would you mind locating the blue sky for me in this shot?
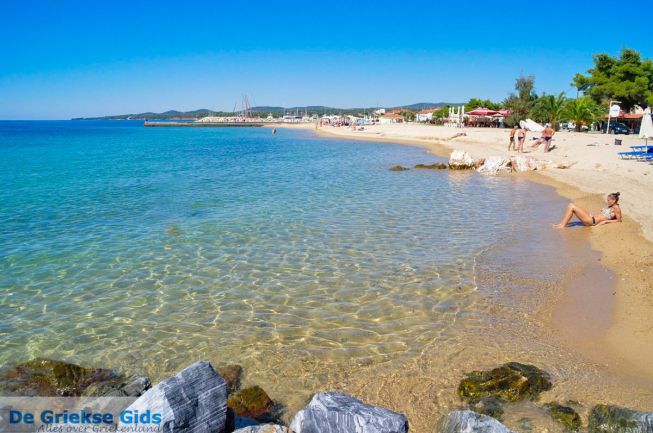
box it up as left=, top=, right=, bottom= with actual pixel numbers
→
left=1, top=0, right=651, bottom=119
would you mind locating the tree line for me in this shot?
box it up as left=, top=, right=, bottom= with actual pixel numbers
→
left=433, top=48, right=653, bottom=131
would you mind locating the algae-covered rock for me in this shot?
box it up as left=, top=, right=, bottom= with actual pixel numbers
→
left=414, top=163, right=448, bottom=169
left=588, top=404, right=653, bottom=433
left=228, top=385, right=274, bottom=420
left=458, top=362, right=552, bottom=402
left=1, top=358, right=121, bottom=396
left=217, top=364, right=243, bottom=393
left=439, top=410, right=516, bottom=433
left=389, top=165, right=409, bottom=171
left=545, top=402, right=582, bottom=431
left=469, top=396, right=505, bottom=421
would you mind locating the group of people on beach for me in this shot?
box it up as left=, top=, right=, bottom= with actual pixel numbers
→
left=508, top=123, right=555, bottom=153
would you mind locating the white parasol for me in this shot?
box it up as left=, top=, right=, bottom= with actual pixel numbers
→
left=639, top=108, right=653, bottom=145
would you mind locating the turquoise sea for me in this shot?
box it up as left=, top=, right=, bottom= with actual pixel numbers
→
left=0, top=121, right=592, bottom=412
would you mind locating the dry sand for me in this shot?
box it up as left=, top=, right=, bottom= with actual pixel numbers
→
left=272, top=122, right=653, bottom=431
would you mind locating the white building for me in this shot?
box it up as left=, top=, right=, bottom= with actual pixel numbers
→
left=416, top=109, right=435, bottom=122
left=378, top=113, right=404, bottom=124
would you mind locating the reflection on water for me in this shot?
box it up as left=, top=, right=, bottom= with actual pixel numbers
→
left=1, top=121, right=642, bottom=432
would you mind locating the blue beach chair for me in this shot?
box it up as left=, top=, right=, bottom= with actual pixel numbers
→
left=619, top=145, right=653, bottom=159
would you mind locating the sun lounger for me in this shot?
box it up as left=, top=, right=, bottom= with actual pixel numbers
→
left=619, top=151, right=645, bottom=159
left=619, top=146, right=653, bottom=159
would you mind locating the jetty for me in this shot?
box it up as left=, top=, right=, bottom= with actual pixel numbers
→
left=143, top=121, right=276, bottom=127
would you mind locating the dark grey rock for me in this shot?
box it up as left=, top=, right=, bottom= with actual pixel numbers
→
left=117, top=361, right=227, bottom=433
left=589, top=404, right=653, bottom=433
left=289, top=391, right=408, bottom=433
left=233, top=425, right=289, bottom=433
left=438, top=410, right=517, bottom=433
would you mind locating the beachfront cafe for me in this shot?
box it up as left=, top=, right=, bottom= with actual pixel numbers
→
left=465, top=107, right=511, bottom=127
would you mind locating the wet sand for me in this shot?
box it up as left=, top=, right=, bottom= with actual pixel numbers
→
left=268, top=122, right=653, bottom=432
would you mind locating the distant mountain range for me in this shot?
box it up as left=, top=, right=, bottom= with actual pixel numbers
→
left=72, top=102, right=459, bottom=120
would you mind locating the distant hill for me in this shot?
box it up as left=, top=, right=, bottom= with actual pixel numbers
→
left=72, top=102, right=459, bottom=120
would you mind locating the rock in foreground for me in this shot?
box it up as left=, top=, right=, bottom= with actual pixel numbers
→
left=234, top=425, right=289, bottom=433
left=290, top=391, right=408, bottom=433
left=458, top=362, right=552, bottom=402
left=588, top=404, right=653, bottom=433
left=117, top=361, right=227, bottom=433
left=439, top=410, right=516, bottom=433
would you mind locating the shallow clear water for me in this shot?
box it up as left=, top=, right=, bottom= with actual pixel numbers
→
left=0, top=121, right=587, bottom=408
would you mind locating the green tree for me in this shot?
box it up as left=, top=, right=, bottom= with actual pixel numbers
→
left=464, top=98, right=501, bottom=111
left=530, top=92, right=568, bottom=128
left=563, top=97, right=603, bottom=132
left=503, top=74, right=538, bottom=122
left=399, top=110, right=416, bottom=121
left=434, top=105, right=450, bottom=119
left=573, top=48, right=653, bottom=111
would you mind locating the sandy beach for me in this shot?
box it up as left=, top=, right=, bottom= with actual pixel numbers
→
left=273, top=122, right=653, bottom=424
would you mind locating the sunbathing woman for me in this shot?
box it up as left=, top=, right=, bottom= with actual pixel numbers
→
left=553, top=192, right=622, bottom=228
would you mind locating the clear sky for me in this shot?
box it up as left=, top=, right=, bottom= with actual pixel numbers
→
left=1, top=0, right=651, bottom=119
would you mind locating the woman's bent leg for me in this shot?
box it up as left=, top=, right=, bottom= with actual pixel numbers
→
left=553, top=203, right=593, bottom=228
left=570, top=203, right=594, bottom=225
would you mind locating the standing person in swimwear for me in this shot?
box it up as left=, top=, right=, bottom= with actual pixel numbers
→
left=532, top=124, right=555, bottom=152
left=517, top=124, right=527, bottom=153
left=553, top=192, right=622, bottom=228
left=508, top=124, right=518, bottom=150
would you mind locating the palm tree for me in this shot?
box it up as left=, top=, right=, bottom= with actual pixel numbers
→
left=564, top=97, right=603, bottom=132
left=531, top=92, right=567, bottom=129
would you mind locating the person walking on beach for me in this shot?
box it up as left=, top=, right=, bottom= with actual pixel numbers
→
left=553, top=192, right=622, bottom=228
left=532, top=124, right=555, bottom=152
left=517, top=125, right=527, bottom=153
left=508, top=124, right=518, bottom=150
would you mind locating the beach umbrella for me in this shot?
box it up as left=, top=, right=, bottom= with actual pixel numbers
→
left=639, top=109, right=653, bottom=145
left=466, top=107, right=499, bottom=116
